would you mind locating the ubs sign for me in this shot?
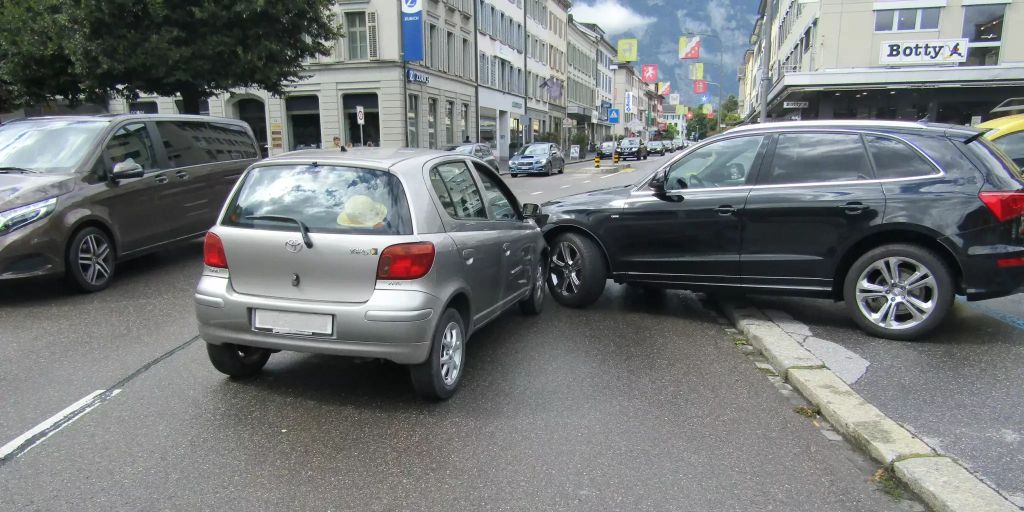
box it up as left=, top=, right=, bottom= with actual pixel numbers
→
left=880, top=39, right=967, bottom=65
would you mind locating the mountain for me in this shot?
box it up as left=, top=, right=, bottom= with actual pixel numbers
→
left=571, top=0, right=760, bottom=105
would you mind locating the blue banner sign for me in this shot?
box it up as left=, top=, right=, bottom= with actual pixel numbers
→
left=402, top=0, right=424, bottom=62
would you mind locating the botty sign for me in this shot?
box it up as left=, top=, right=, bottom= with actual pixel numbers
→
left=879, top=39, right=967, bottom=65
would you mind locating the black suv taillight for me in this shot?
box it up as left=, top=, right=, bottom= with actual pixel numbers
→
left=979, top=191, right=1024, bottom=222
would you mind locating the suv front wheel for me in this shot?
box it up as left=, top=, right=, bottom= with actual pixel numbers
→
left=547, top=232, right=607, bottom=308
left=843, top=244, right=954, bottom=341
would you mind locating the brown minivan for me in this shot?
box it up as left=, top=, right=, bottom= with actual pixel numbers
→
left=0, top=114, right=260, bottom=291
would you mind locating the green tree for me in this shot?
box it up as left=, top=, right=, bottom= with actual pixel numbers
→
left=722, top=95, right=739, bottom=116
left=663, top=123, right=678, bottom=141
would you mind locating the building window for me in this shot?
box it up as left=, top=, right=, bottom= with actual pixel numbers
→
left=446, top=31, right=455, bottom=73
left=962, top=4, right=1004, bottom=66
left=428, top=98, right=438, bottom=149
left=874, top=8, right=939, bottom=32
left=461, top=103, right=469, bottom=143
left=445, top=100, right=454, bottom=145
left=407, top=94, right=419, bottom=147
left=346, top=12, right=369, bottom=60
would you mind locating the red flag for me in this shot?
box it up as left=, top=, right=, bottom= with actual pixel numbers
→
left=706, top=112, right=716, bottom=119
left=641, top=64, right=658, bottom=83
left=685, top=111, right=694, bottom=120
left=680, top=36, right=701, bottom=60
left=693, top=80, right=707, bottom=94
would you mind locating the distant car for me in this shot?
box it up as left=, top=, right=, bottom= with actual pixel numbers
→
left=648, top=141, right=667, bottom=156
left=445, top=143, right=499, bottom=172
left=597, top=141, right=617, bottom=159
left=978, top=112, right=1024, bottom=169
left=540, top=120, right=1024, bottom=341
left=0, top=114, right=259, bottom=291
left=509, top=143, right=565, bottom=177
left=196, top=148, right=548, bottom=400
left=617, top=138, right=647, bottom=160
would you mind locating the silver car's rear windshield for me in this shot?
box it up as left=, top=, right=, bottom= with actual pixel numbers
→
left=222, top=165, right=414, bottom=235
left=0, top=119, right=108, bottom=173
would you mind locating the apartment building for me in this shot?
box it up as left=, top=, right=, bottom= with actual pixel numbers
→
left=566, top=20, right=597, bottom=143
left=573, top=21, right=616, bottom=143
left=476, top=0, right=527, bottom=158
left=613, top=63, right=644, bottom=137
left=739, top=0, right=1024, bottom=123
left=111, top=0, right=478, bottom=155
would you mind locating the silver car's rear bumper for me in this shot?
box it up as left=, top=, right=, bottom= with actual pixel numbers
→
left=195, top=275, right=439, bottom=364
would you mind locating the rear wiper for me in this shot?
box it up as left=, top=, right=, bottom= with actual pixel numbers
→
left=0, top=166, right=38, bottom=174
left=245, top=215, right=313, bottom=248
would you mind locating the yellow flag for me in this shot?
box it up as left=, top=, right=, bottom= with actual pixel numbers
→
left=617, top=38, right=638, bottom=62
left=676, top=104, right=686, bottom=115
left=678, top=37, right=688, bottom=60
left=689, top=62, right=704, bottom=80
left=703, top=103, right=713, bottom=114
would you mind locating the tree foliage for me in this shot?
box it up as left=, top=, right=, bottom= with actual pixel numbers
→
left=1, top=0, right=341, bottom=113
left=663, top=123, right=679, bottom=141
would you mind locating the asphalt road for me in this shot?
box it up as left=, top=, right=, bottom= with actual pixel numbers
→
left=744, top=293, right=1024, bottom=508
left=0, top=153, right=923, bottom=510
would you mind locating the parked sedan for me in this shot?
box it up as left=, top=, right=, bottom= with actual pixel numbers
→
left=540, top=120, right=1024, bottom=340
left=616, top=138, right=648, bottom=160
left=195, top=148, right=548, bottom=400
left=0, top=114, right=258, bottom=291
left=509, top=143, right=565, bottom=177
left=648, top=141, right=667, bottom=156
left=446, top=143, right=499, bottom=172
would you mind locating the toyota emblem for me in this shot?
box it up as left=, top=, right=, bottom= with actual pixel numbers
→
left=284, top=240, right=303, bottom=253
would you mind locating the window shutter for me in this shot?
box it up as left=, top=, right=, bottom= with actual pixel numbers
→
left=367, top=11, right=379, bottom=60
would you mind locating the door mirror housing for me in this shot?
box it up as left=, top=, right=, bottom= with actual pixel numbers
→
left=522, top=202, right=542, bottom=218
left=110, top=160, right=144, bottom=181
left=650, top=170, right=668, bottom=194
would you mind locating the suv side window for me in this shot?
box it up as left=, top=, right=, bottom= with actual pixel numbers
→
left=156, top=120, right=215, bottom=168
left=865, top=135, right=937, bottom=179
left=476, top=168, right=518, bottom=221
left=763, top=133, right=871, bottom=185
left=665, top=136, right=765, bottom=191
left=429, top=161, right=487, bottom=220
left=105, top=123, right=157, bottom=172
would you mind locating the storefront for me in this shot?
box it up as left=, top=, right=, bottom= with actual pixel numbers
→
left=404, top=68, right=476, bottom=149
left=478, top=88, right=526, bottom=158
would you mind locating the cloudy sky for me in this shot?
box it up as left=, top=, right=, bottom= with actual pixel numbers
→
left=571, top=0, right=760, bottom=106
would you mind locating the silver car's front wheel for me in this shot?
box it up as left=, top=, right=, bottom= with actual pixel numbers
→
left=843, top=244, right=953, bottom=341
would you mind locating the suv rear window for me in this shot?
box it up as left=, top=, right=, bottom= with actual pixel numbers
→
left=222, top=165, right=413, bottom=235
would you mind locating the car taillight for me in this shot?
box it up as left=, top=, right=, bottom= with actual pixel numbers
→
left=203, top=232, right=228, bottom=269
left=377, top=242, right=435, bottom=280
left=979, top=191, right=1024, bottom=222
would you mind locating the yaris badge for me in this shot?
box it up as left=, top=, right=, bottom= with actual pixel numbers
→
left=284, top=240, right=303, bottom=253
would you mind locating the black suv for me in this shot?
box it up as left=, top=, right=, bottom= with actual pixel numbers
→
left=616, top=138, right=648, bottom=161
left=540, top=121, right=1024, bottom=340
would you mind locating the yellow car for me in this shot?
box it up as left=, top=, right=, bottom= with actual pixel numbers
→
left=979, top=99, right=1024, bottom=168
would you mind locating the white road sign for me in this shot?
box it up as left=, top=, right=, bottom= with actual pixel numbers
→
left=356, top=106, right=365, bottom=125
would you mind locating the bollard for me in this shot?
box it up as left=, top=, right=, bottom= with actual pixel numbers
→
left=613, top=152, right=620, bottom=164
left=594, top=156, right=600, bottom=168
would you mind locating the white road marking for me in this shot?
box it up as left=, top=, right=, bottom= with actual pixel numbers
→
left=0, top=389, right=120, bottom=459
left=583, top=180, right=592, bottom=183
left=560, top=185, right=571, bottom=189
left=531, top=191, right=543, bottom=195
left=599, top=172, right=622, bottom=179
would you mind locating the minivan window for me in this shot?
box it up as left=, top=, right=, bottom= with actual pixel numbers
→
left=157, top=121, right=215, bottom=168
left=223, top=165, right=413, bottom=235
left=429, top=162, right=487, bottom=220
left=106, top=123, right=158, bottom=172
left=865, top=136, right=937, bottom=179
left=0, top=120, right=107, bottom=173
left=764, top=133, right=871, bottom=185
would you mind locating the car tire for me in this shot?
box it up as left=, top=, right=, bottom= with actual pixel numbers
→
left=510, top=173, right=518, bottom=178
left=519, top=256, right=547, bottom=315
left=65, top=226, right=116, bottom=293
left=410, top=308, right=466, bottom=400
left=206, top=343, right=272, bottom=378
left=842, top=244, right=954, bottom=341
left=545, top=163, right=552, bottom=176
left=559, top=163, right=565, bottom=174
left=547, top=232, right=607, bottom=308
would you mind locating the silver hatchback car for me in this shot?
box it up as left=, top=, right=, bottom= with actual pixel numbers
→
left=195, top=148, right=547, bottom=399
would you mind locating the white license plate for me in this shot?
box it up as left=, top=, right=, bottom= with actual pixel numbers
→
left=252, top=309, right=334, bottom=337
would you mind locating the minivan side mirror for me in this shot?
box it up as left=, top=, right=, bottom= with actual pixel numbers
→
left=110, top=160, right=144, bottom=181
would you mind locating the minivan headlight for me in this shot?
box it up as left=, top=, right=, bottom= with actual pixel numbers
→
left=0, top=197, right=58, bottom=236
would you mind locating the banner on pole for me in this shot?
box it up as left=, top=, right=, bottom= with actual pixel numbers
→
left=658, top=82, right=671, bottom=95
left=669, top=94, right=680, bottom=105
left=401, top=0, right=424, bottom=61
left=676, top=104, right=686, bottom=115
left=617, top=39, right=638, bottom=62
left=679, top=36, right=701, bottom=59
left=693, top=80, right=707, bottom=94
left=689, top=62, right=704, bottom=80
left=641, top=64, right=658, bottom=83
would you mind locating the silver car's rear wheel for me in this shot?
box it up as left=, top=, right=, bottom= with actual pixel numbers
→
left=438, top=321, right=464, bottom=386
left=410, top=308, right=466, bottom=400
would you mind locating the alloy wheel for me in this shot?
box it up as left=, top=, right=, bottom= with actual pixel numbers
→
left=550, top=241, right=582, bottom=296
left=78, top=234, right=113, bottom=286
left=855, top=256, right=938, bottom=330
left=439, top=321, right=464, bottom=386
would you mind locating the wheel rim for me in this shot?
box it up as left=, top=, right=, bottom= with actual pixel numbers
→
left=439, top=321, right=463, bottom=386
left=77, top=234, right=113, bottom=286
left=534, top=260, right=545, bottom=303
left=855, top=256, right=938, bottom=331
left=549, top=241, right=582, bottom=296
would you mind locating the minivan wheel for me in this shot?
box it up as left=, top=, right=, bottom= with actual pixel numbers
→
left=843, top=244, right=954, bottom=341
left=547, top=232, right=607, bottom=308
left=65, top=226, right=116, bottom=293
left=410, top=308, right=465, bottom=400
left=519, top=256, right=547, bottom=315
left=206, top=343, right=271, bottom=378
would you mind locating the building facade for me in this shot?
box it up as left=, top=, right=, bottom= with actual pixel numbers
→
left=613, top=63, right=643, bottom=137
left=476, top=0, right=527, bottom=158
left=566, top=20, right=598, bottom=146
left=739, top=0, right=1024, bottom=123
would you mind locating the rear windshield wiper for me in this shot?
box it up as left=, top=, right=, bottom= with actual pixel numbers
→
left=0, top=166, right=39, bottom=174
left=244, top=215, right=313, bottom=248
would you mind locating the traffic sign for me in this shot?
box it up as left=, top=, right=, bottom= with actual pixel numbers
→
left=608, top=109, right=620, bottom=124
left=356, top=106, right=365, bottom=126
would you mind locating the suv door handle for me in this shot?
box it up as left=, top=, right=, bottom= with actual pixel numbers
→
left=175, top=171, right=190, bottom=180
left=461, top=249, right=476, bottom=262
left=714, top=205, right=737, bottom=216
left=154, top=175, right=169, bottom=184
left=841, top=202, right=869, bottom=214
left=502, top=242, right=512, bottom=255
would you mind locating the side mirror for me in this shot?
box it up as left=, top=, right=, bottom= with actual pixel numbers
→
left=110, top=160, right=144, bottom=181
left=649, top=170, right=668, bottom=194
left=522, top=203, right=542, bottom=218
